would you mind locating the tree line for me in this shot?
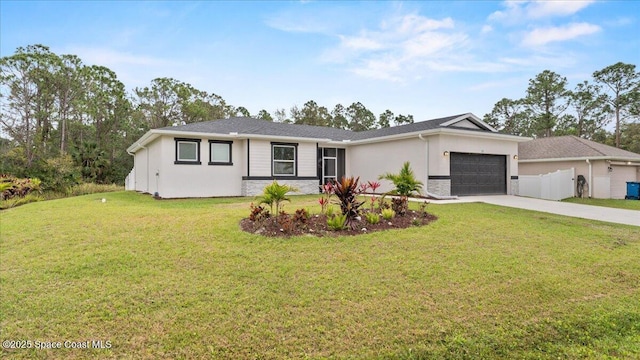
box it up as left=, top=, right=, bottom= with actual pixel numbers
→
left=1, top=45, right=638, bottom=188
left=0, top=45, right=414, bottom=187
left=483, top=63, right=639, bottom=150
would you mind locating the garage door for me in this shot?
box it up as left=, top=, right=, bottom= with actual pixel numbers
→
left=450, top=153, right=507, bottom=195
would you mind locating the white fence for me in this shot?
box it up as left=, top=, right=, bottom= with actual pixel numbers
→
left=125, top=169, right=135, bottom=191
left=519, top=168, right=575, bottom=201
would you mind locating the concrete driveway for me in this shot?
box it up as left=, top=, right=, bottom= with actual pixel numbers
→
left=428, top=195, right=640, bottom=227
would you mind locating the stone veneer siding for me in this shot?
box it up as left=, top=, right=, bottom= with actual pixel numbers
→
left=510, top=179, right=519, bottom=196
left=242, top=179, right=319, bottom=197
left=427, top=179, right=451, bottom=197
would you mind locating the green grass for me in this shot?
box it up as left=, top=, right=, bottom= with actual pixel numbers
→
left=1, top=191, right=639, bottom=359
left=563, top=197, right=640, bottom=210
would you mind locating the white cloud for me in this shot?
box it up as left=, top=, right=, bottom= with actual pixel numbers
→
left=488, top=0, right=595, bottom=23
left=339, top=33, right=384, bottom=51
left=526, top=0, right=595, bottom=19
left=321, top=13, right=476, bottom=81
left=481, top=25, right=493, bottom=34
left=390, top=14, right=455, bottom=33
left=488, top=0, right=525, bottom=23
left=522, top=22, right=601, bottom=47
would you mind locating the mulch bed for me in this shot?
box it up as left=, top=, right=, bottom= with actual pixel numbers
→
left=240, top=210, right=438, bottom=238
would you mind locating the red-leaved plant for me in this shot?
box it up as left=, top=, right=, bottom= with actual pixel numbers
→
left=319, top=182, right=335, bottom=214
left=333, top=176, right=366, bottom=230
left=367, top=180, right=381, bottom=193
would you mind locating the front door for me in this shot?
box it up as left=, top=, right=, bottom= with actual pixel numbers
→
left=318, top=147, right=345, bottom=186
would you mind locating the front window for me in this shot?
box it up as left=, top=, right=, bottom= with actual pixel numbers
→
left=209, top=140, right=232, bottom=165
left=175, top=138, right=201, bottom=164
left=273, top=144, right=296, bottom=176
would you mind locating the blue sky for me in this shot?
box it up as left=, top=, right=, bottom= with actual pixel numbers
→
left=1, top=0, right=639, bottom=122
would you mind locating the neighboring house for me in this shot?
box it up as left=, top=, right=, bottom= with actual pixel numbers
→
left=125, top=113, right=528, bottom=198
left=519, top=136, right=640, bottom=199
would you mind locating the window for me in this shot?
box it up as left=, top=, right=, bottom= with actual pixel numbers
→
left=272, top=143, right=297, bottom=176
left=175, top=138, right=201, bottom=164
left=209, top=140, right=233, bottom=165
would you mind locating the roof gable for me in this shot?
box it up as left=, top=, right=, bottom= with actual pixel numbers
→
left=448, top=119, right=482, bottom=130
left=439, top=113, right=497, bottom=132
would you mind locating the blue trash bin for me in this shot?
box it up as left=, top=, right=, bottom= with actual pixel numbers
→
left=626, top=182, right=640, bottom=200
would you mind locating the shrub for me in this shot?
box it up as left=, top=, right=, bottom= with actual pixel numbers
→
left=378, top=162, right=422, bottom=217
left=277, top=213, right=295, bottom=233
left=325, top=206, right=335, bottom=217
left=418, top=201, right=430, bottom=217
left=0, top=193, right=44, bottom=209
left=66, top=183, right=122, bottom=196
left=391, top=196, right=409, bottom=216
left=333, top=176, right=366, bottom=229
left=381, top=208, right=396, bottom=220
left=0, top=176, right=42, bottom=200
left=293, top=208, right=310, bottom=226
left=327, top=213, right=348, bottom=231
left=249, top=203, right=270, bottom=223
left=378, top=162, right=423, bottom=197
left=260, top=181, right=298, bottom=214
left=365, top=212, right=380, bottom=224
left=36, top=155, right=81, bottom=192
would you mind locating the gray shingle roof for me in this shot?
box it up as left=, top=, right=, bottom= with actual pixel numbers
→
left=161, top=117, right=354, bottom=140
left=519, top=135, right=640, bottom=160
left=159, top=113, right=473, bottom=141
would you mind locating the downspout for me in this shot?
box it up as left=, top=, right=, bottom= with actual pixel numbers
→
left=418, top=134, right=458, bottom=200
left=586, top=159, right=592, bottom=198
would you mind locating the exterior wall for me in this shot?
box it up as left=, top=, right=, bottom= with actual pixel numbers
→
left=428, top=134, right=519, bottom=178
left=510, top=179, right=519, bottom=196
left=248, top=139, right=271, bottom=177
left=297, top=142, right=318, bottom=177
left=132, top=138, right=162, bottom=194
left=428, top=134, right=519, bottom=195
left=348, top=137, right=426, bottom=194
left=348, top=133, right=520, bottom=197
left=427, top=179, right=451, bottom=196
left=610, top=165, right=638, bottom=199
left=156, top=136, right=245, bottom=198
left=133, top=147, right=148, bottom=193
left=241, top=179, right=318, bottom=196
left=247, top=139, right=317, bottom=177
left=517, top=159, right=639, bottom=199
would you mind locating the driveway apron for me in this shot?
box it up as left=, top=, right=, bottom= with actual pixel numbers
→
left=431, top=195, right=640, bottom=227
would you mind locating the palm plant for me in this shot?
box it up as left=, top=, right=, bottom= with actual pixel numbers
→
left=378, top=161, right=423, bottom=197
left=260, top=181, right=298, bottom=214
left=378, top=162, right=423, bottom=216
left=71, top=141, right=110, bottom=182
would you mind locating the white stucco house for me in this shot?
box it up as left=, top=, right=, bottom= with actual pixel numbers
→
left=519, top=136, right=640, bottom=199
left=125, top=113, right=529, bottom=198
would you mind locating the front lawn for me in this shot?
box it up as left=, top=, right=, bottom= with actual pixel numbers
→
left=1, top=191, right=639, bottom=359
left=563, top=197, right=640, bottom=210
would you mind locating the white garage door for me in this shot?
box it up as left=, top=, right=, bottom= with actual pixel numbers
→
left=610, top=166, right=638, bottom=199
